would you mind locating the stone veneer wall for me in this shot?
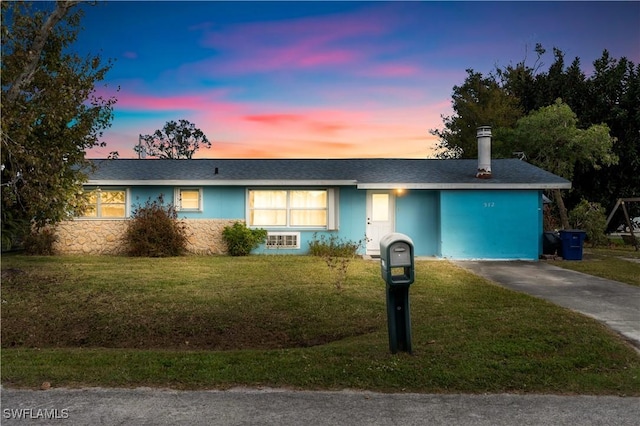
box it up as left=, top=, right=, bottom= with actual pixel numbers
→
left=54, top=219, right=239, bottom=255
left=183, top=219, right=238, bottom=255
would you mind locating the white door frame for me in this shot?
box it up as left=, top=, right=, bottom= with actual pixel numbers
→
left=366, top=190, right=396, bottom=256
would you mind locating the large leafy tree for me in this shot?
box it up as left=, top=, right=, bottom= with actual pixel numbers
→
left=498, top=48, right=638, bottom=214
left=501, top=47, right=589, bottom=116
left=433, top=46, right=638, bottom=217
left=135, top=120, right=211, bottom=159
left=505, top=100, right=617, bottom=229
left=572, top=53, right=640, bottom=215
left=430, top=69, right=522, bottom=159
left=1, top=1, right=117, bottom=248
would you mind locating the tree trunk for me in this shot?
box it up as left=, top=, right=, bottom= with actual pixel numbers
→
left=554, top=189, right=570, bottom=229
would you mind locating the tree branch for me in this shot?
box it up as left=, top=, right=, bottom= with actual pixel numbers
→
left=5, top=1, right=80, bottom=104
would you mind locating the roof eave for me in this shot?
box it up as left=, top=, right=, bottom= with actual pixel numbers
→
left=86, top=179, right=358, bottom=186
left=357, top=182, right=572, bottom=190
left=87, top=179, right=572, bottom=190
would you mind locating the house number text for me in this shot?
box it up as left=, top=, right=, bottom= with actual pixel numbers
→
left=483, top=202, right=495, bottom=208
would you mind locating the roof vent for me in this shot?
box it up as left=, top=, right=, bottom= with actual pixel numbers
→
left=476, top=126, right=492, bottom=179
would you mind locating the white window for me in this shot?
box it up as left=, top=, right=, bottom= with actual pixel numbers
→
left=175, top=188, right=202, bottom=211
left=82, top=189, right=127, bottom=218
left=248, top=189, right=338, bottom=229
left=371, top=193, right=390, bottom=221
left=249, top=190, right=287, bottom=226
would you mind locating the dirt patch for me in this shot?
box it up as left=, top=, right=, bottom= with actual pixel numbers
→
left=1, top=268, right=24, bottom=280
left=2, top=313, right=377, bottom=351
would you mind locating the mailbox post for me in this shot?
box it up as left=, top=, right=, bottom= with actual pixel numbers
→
left=379, top=233, right=414, bottom=354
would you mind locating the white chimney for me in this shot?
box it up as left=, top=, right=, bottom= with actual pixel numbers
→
left=476, top=126, right=492, bottom=179
left=137, top=134, right=146, bottom=159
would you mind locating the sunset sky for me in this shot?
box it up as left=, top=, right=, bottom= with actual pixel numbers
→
left=74, top=1, right=640, bottom=159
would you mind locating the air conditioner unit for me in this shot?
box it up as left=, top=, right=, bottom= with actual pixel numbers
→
left=265, top=232, right=300, bottom=249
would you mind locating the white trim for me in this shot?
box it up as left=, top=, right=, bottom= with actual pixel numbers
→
left=87, top=179, right=570, bottom=190
left=327, top=187, right=339, bottom=230
left=356, top=182, right=572, bottom=190
left=87, top=179, right=357, bottom=186
left=125, top=188, right=131, bottom=217
left=73, top=217, right=129, bottom=221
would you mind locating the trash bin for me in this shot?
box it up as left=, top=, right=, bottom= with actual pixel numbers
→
left=559, top=230, right=586, bottom=260
left=542, top=231, right=561, bottom=255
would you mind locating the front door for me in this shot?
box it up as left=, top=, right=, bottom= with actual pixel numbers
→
left=366, top=190, right=395, bottom=256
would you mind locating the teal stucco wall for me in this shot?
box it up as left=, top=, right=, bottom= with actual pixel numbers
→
left=129, top=186, right=245, bottom=219
left=439, top=189, right=542, bottom=260
left=395, top=190, right=440, bottom=256
left=124, top=186, right=542, bottom=259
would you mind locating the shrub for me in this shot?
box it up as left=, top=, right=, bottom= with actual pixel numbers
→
left=569, top=199, right=608, bottom=247
left=124, top=196, right=187, bottom=257
left=222, top=222, right=267, bottom=256
left=309, top=233, right=364, bottom=290
left=23, top=227, right=58, bottom=255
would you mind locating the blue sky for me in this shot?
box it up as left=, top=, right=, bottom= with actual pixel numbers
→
left=72, top=1, right=640, bottom=158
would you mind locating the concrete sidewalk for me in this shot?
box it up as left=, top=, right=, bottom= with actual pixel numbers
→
left=453, top=260, right=640, bottom=351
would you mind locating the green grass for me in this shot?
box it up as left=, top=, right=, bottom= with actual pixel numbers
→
left=2, top=255, right=639, bottom=394
left=548, top=246, right=640, bottom=286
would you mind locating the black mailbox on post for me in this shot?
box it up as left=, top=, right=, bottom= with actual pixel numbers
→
left=380, top=233, right=415, bottom=286
left=379, top=233, right=414, bottom=354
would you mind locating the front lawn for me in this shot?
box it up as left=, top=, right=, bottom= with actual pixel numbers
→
left=2, top=255, right=639, bottom=394
left=548, top=246, right=640, bottom=286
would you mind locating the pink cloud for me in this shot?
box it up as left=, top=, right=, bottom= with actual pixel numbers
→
left=195, top=8, right=389, bottom=74
left=297, top=49, right=358, bottom=68
left=242, top=109, right=362, bottom=137
left=233, top=105, right=438, bottom=158
left=201, top=12, right=384, bottom=51
left=113, top=90, right=241, bottom=115
left=192, top=39, right=363, bottom=75
left=360, top=63, right=422, bottom=78
left=171, top=6, right=439, bottom=82
left=117, top=93, right=206, bottom=111
left=89, top=85, right=449, bottom=160
left=244, top=114, right=303, bottom=125
left=310, top=122, right=348, bottom=134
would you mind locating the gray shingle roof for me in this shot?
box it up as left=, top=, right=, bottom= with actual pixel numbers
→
left=86, top=158, right=571, bottom=189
